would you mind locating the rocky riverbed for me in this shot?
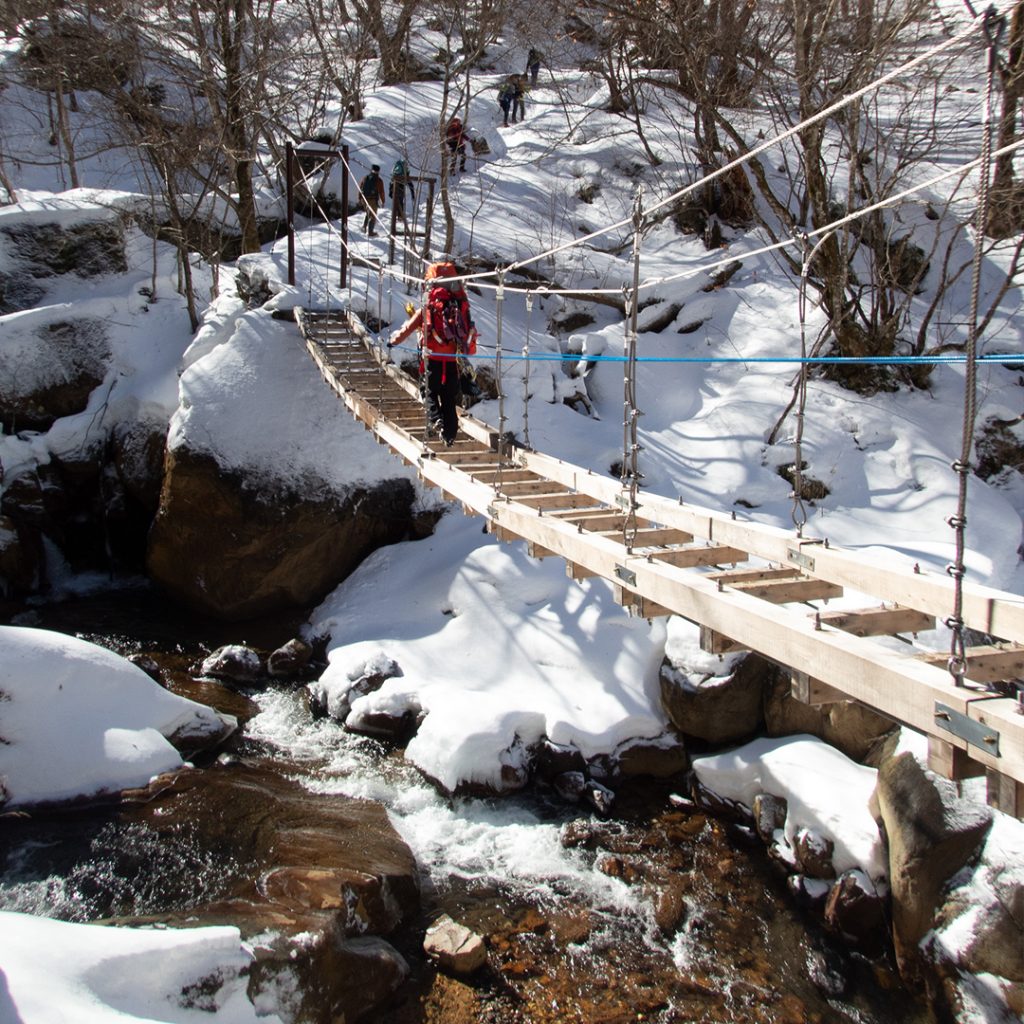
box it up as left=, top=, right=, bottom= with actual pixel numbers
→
left=0, top=584, right=938, bottom=1024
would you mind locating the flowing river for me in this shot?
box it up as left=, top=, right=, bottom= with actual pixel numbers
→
left=0, top=582, right=932, bottom=1024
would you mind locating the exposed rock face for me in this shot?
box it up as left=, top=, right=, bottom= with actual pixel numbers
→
left=0, top=317, right=111, bottom=431
left=147, top=445, right=421, bottom=619
left=873, top=752, right=994, bottom=980
left=764, top=672, right=899, bottom=765
left=0, top=218, right=127, bottom=315
left=122, top=761, right=419, bottom=1023
left=660, top=651, right=768, bottom=744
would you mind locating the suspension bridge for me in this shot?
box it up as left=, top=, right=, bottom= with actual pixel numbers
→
left=294, top=306, right=1024, bottom=817
left=284, top=8, right=1024, bottom=815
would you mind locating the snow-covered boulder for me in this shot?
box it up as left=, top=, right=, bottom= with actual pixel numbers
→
left=0, top=625, right=235, bottom=808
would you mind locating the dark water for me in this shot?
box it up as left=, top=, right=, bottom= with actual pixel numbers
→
left=0, top=583, right=932, bottom=1024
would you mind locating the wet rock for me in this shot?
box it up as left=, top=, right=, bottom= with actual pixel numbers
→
left=553, top=770, right=587, bottom=802
left=249, top=930, right=409, bottom=1024
left=690, top=778, right=755, bottom=826
left=127, top=653, right=162, bottom=682
left=753, top=792, right=787, bottom=842
left=346, top=706, right=423, bottom=744
left=794, top=827, right=836, bottom=880
left=805, top=945, right=848, bottom=998
left=267, top=637, right=313, bottom=679
left=0, top=514, right=39, bottom=595
left=110, top=417, right=167, bottom=513
left=533, top=738, right=587, bottom=781
left=424, top=914, right=487, bottom=974
left=148, top=446, right=421, bottom=620
left=128, top=761, right=420, bottom=938
left=200, top=644, right=263, bottom=686
left=873, top=752, right=993, bottom=979
left=824, top=869, right=888, bottom=956
left=584, top=779, right=615, bottom=815
left=653, top=875, right=690, bottom=934
left=786, top=874, right=831, bottom=914
left=613, top=733, right=688, bottom=778
left=660, top=652, right=767, bottom=744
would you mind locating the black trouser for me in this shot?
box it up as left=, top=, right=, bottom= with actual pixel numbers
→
left=427, top=356, right=460, bottom=443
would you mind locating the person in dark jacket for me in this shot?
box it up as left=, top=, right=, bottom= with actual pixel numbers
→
left=497, top=78, right=514, bottom=127
left=526, top=48, right=542, bottom=87
left=510, top=75, right=526, bottom=124
left=359, top=164, right=386, bottom=235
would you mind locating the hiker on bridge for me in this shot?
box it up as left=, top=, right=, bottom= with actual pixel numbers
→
left=389, top=261, right=478, bottom=447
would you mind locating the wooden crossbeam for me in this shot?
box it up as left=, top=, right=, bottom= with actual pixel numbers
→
left=650, top=544, right=746, bottom=568
left=699, top=626, right=745, bottom=654
left=730, top=576, right=843, bottom=604
left=567, top=561, right=598, bottom=580
left=612, top=527, right=695, bottom=547
left=815, top=605, right=936, bottom=637
left=514, top=492, right=601, bottom=510
left=614, top=585, right=674, bottom=619
left=917, top=644, right=1024, bottom=684
left=791, top=671, right=849, bottom=706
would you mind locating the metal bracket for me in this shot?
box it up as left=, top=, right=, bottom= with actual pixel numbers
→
left=787, top=547, right=815, bottom=572
left=934, top=702, right=1000, bottom=756
left=615, top=565, right=637, bottom=586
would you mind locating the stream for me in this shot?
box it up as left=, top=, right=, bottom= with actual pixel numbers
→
left=0, top=581, right=932, bottom=1024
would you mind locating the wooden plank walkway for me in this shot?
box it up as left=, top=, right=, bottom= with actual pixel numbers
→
left=296, top=308, right=1024, bottom=816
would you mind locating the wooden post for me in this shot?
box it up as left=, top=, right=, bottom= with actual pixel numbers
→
left=286, top=141, right=295, bottom=286
left=340, top=143, right=350, bottom=289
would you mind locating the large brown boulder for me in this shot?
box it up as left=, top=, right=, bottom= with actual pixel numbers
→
left=660, top=651, right=769, bottom=744
left=0, top=317, right=111, bottom=430
left=147, top=446, right=422, bottom=620
left=120, top=762, right=418, bottom=1023
left=873, top=752, right=993, bottom=980
left=764, top=672, right=899, bottom=766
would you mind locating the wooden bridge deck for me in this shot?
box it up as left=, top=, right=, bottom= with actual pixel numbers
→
left=296, top=307, right=1024, bottom=815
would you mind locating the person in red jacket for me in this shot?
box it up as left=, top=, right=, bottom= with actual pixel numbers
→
left=445, top=117, right=467, bottom=174
left=389, top=262, right=478, bottom=446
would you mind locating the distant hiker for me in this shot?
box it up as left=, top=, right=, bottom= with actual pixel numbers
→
left=388, top=261, right=478, bottom=447
left=497, top=78, right=515, bottom=127
left=526, top=48, right=542, bottom=87
left=359, top=164, right=386, bottom=235
left=445, top=116, right=468, bottom=173
left=389, top=157, right=410, bottom=216
left=510, top=75, right=526, bottom=124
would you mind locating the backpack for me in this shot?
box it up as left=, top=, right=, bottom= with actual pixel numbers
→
left=393, top=159, right=407, bottom=178
left=422, top=264, right=475, bottom=355
left=360, top=172, right=379, bottom=199
left=428, top=285, right=474, bottom=354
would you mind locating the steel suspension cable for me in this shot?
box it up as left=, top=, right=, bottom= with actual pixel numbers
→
left=947, top=7, right=1005, bottom=687
left=621, top=189, right=644, bottom=552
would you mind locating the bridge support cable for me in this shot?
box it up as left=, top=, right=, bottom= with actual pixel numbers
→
left=522, top=290, right=536, bottom=451
left=790, top=229, right=837, bottom=536
left=947, top=8, right=1004, bottom=689
left=621, top=188, right=644, bottom=552
left=494, top=269, right=510, bottom=488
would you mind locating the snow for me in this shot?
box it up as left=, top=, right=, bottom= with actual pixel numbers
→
left=0, top=626, right=232, bottom=807
left=691, top=735, right=888, bottom=882
left=1, top=3, right=1023, bottom=1021
left=0, top=911, right=283, bottom=1024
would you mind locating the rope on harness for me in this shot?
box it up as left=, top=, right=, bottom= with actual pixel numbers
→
left=946, top=6, right=1004, bottom=687
left=621, top=187, right=644, bottom=553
